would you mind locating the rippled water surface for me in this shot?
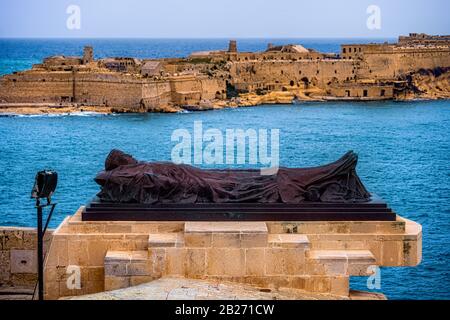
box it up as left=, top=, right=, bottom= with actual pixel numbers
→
left=1, top=102, right=449, bottom=299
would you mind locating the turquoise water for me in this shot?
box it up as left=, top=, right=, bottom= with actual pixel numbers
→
left=1, top=102, right=449, bottom=300
left=0, top=39, right=449, bottom=299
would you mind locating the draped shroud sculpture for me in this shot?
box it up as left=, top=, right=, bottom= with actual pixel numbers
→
left=83, top=149, right=396, bottom=221
left=95, top=149, right=370, bottom=204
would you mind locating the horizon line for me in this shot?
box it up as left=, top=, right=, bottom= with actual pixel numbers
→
left=0, top=36, right=399, bottom=40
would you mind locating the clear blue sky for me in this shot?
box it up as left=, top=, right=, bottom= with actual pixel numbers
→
left=0, top=0, right=449, bottom=38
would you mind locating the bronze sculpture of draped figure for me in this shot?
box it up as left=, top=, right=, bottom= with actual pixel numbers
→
left=94, top=149, right=371, bottom=204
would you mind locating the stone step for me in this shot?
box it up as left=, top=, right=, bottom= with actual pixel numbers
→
left=104, top=250, right=149, bottom=277
left=306, top=250, right=376, bottom=276
left=184, top=222, right=268, bottom=248
left=104, top=250, right=153, bottom=291
left=0, top=287, right=34, bottom=301
left=268, top=234, right=310, bottom=249
left=148, top=233, right=184, bottom=248
left=185, top=221, right=268, bottom=234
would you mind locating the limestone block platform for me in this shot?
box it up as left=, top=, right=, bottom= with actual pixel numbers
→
left=43, top=207, right=422, bottom=300
left=65, top=277, right=387, bottom=300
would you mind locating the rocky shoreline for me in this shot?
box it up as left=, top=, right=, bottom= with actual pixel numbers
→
left=1, top=89, right=448, bottom=116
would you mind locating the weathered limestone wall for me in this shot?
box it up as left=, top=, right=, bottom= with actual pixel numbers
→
left=43, top=208, right=421, bottom=300
left=74, top=73, right=144, bottom=109
left=0, top=72, right=74, bottom=103
left=199, top=78, right=226, bottom=100
left=358, top=47, right=450, bottom=79
left=0, top=70, right=225, bottom=111
left=141, top=81, right=172, bottom=110
left=0, top=227, right=52, bottom=289
left=328, top=83, right=394, bottom=100
left=229, top=59, right=357, bottom=92
left=168, top=76, right=225, bottom=105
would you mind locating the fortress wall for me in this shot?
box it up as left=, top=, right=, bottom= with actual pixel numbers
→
left=169, top=76, right=203, bottom=93
left=358, top=48, right=450, bottom=79
left=0, top=70, right=226, bottom=110
left=75, top=81, right=143, bottom=109
left=169, top=77, right=203, bottom=105
left=0, top=72, right=145, bottom=108
left=142, top=81, right=172, bottom=99
left=199, top=78, right=226, bottom=100
left=167, top=76, right=225, bottom=104
left=0, top=227, right=53, bottom=289
left=229, top=60, right=356, bottom=91
left=141, top=81, right=172, bottom=109
left=233, top=52, right=325, bottom=62
left=2, top=42, right=448, bottom=108
left=0, top=72, right=74, bottom=103
left=74, top=73, right=144, bottom=109
left=329, top=84, right=394, bottom=99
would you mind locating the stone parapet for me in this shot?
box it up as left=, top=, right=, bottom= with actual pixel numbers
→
left=0, top=227, right=53, bottom=291
left=42, top=207, right=422, bottom=300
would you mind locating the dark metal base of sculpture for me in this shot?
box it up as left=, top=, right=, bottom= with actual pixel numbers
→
left=82, top=194, right=396, bottom=222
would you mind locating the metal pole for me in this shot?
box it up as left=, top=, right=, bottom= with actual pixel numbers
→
left=36, top=199, right=44, bottom=301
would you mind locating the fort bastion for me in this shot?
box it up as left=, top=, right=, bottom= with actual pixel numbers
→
left=0, top=33, right=449, bottom=114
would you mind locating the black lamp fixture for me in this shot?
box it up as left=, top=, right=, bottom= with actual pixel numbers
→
left=31, top=170, right=58, bottom=301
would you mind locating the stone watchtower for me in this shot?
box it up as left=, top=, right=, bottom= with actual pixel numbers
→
left=228, top=40, right=237, bottom=53
left=82, top=46, right=94, bottom=64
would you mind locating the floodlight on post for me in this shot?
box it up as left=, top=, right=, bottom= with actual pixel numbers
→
left=31, top=170, right=58, bottom=301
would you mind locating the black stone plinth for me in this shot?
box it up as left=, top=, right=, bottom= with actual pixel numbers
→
left=81, top=195, right=396, bottom=222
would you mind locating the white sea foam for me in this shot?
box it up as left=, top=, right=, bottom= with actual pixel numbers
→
left=1, top=111, right=108, bottom=118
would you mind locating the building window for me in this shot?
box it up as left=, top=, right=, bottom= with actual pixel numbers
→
left=381, top=89, right=385, bottom=97
left=343, top=48, right=346, bottom=53
left=363, top=90, right=368, bottom=97
left=346, top=90, right=350, bottom=97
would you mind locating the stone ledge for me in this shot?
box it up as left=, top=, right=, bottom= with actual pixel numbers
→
left=67, top=277, right=356, bottom=300
left=185, top=222, right=268, bottom=234
left=308, top=250, right=375, bottom=262
left=268, top=234, right=310, bottom=248
left=266, top=218, right=406, bottom=235
left=104, top=250, right=149, bottom=278
left=148, top=233, right=184, bottom=248
left=105, top=250, right=148, bottom=262
left=307, top=250, right=376, bottom=277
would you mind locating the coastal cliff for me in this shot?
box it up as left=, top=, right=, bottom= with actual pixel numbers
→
left=396, top=67, right=450, bottom=100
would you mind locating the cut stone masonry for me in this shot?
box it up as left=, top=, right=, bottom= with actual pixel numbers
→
left=42, top=207, right=422, bottom=299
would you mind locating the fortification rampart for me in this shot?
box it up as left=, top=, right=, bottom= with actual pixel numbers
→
left=229, top=59, right=357, bottom=92
left=1, top=34, right=449, bottom=113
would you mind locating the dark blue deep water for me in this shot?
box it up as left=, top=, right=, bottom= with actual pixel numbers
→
left=0, top=39, right=449, bottom=300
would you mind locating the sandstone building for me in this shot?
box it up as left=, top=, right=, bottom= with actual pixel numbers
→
left=0, top=33, right=449, bottom=113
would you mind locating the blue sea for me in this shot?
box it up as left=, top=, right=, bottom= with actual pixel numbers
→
left=0, top=39, right=449, bottom=300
